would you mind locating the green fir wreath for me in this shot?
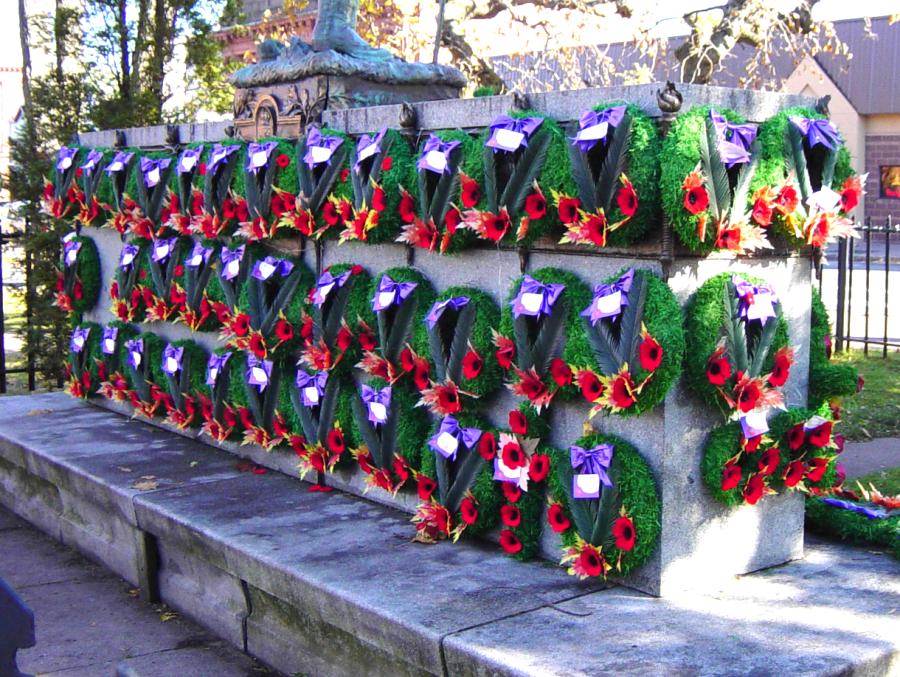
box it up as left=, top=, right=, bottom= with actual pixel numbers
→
left=154, top=338, right=209, bottom=428
left=110, top=239, right=148, bottom=323
left=96, top=321, right=139, bottom=381
left=122, top=331, right=166, bottom=412
left=805, top=495, right=899, bottom=560
left=66, top=321, right=102, bottom=398
left=808, top=288, right=859, bottom=409
left=238, top=137, right=299, bottom=240
left=76, top=147, right=115, bottom=229
left=55, top=235, right=101, bottom=315
left=45, top=145, right=83, bottom=221
left=293, top=127, right=353, bottom=239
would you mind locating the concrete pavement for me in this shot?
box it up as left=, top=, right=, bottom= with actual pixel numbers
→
left=839, top=437, right=900, bottom=480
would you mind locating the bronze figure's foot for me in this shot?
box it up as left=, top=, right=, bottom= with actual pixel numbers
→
left=312, top=25, right=394, bottom=61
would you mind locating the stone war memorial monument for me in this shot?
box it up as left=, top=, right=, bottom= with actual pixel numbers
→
left=1, top=0, right=897, bottom=674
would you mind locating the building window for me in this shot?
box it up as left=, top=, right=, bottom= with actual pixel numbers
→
left=880, top=165, right=900, bottom=200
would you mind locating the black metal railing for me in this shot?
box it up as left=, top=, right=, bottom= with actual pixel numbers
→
left=0, top=217, right=38, bottom=394
left=832, top=216, right=899, bottom=356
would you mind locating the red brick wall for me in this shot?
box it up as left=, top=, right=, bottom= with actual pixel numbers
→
left=865, top=135, right=900, bottom=223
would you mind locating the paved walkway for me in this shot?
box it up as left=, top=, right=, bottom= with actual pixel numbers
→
left=839, top=437, right=900, bottom=480
left=0, top=508, right=276, bottom=677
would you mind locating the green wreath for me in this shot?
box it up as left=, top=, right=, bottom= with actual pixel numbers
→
left=557, top=102, right=660, bottom=248
left=56, top=235, right=101, bottom=315
left=546, top=432, right=660, bottom=578
left=66, top=321, right=102, bottom=398
left=96, top=321, right=139, bottom=381
left=294, top=127, right=353, bottom=239
left=226, top=351, right=291, bottom=448
left=122, top=331, right=166, bottom=412
left=46, top=145, right=83, bottom=221
left=152, top=338, right=208, bottom=428
left=193, top=139, right=246, bottom=238
left=237, top=137, right=300, bottom=240
left=109, top=239, right=148, bottom=323
left=808, top=288, right=858, bottom=409
left=805, top=495, right=899, bottom=560
left=76, top=147, right=115, bottom=229
left=683, top=272, right=789, bottom=418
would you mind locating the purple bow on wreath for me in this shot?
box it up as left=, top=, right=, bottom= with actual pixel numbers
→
left=185, top=241, right=213, bottom=268
left=311, top=269, right=351, bottom=307
left=125, top=338, right=143, bottom=369
left=63, top=239, right=81, bottom=267
left=69, top=326, right=90, bottom=354
left=417, top=135, right=461, bottom=175
left=81, top=149, right=103, bottom=174
left=511, top=275, right=565, bottom=319
left=303, top=128, right=344, bottom=170
left=424, top=296, right=469, bottom=330
left=178, top=146, right=203, bottom=175
left=105, top=151, right=134, bottom=176
left=571, top=105, right=626, bottom=153
left=246, top=141, right=278, bottom=174
left=151, top=237, right=178, bottom=263
left=710, top=110, right=758, bottom=168
left=354, top=129, right=386, bottom=172
left=251, top=256, right=293, bottom=281
left=733, top=276, right=778, bottom=324
left=789, top=116, right=841, bottom=151
left=205, top=351, right=231, bottom=386
left=101, top=326, right=118, bottom=355
left=580, top=268, right=634, bottom=325
left=56, top=146, right=77, bottom=172
left=208, top=143, right=240, bottom=174
left=246, top=356, right=272, bottom=392
left=360, top=384, right=391, bottom=427
left=296, top=370, right=328, bottom=407
left=570, top=443, right=614, bottom=499
left=140, top=157, right=171, bottom=188
left=485, top=115, right=544, bottom=153
left=219, top=245, right=245, bottom=281
left=372, top=275, right=417, bottom=312
left=428, top=415, right=482, bottom=462
left=119, top=243, right=140, bottom=269
left=161, top=344, right=183, bottom=376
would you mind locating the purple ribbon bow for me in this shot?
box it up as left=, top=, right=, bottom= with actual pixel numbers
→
left=80, top=149, right=103, bottom=174
left=580, top=268, right=634, bottom=325
left=710, top=110, right=758, bottom=168
left=360, top=384, right=391, bottom=427
left=161, top=343, right=183, bottom=376
left=821, top=498, right=889, bottom=520
left=125, top=338, right=143, bottom=369
left=105, top=151, right=134, bottom=175
left=354, top=129, right=386, bottom=172
left=205, top=351, right=231, bottom=386
left=511, top=275, right=565, bottom=319
left=246, top=356, right=272, bottom=392
left=208, top=143, right=240, bottom=174
left=56, top=146, right=78, bottom=172
left=101, top=326, right=118, bottom=355
left=251, top=256, right=294, bottom=281
left=303, top=128, right=344, bottom=170
left=428, top=416, right=482, bottom=461
left=485, top=115, right=544, bottom=153
left=570, top=443, right=614, bottom=499
left=246, top=141, right=278, bottom=174
left=733, top=276, right=778, bottom=324
left=789, top=116, right=841, bottom=151
left=425, top=296, right=470, bottom=330
left=151, top=237, right=178, bottom=263
left=119, top=243, right=140, bottom=269
left=63, top=239, right=81, bottom=267
left=178, top=146, right=203, bottom=174
left=372, top=275, right=417, bottom=312
left=311, top=269, right=352, bottom=307
left=571, top=105, right=626, bottom=153
left=140, top=157, right=171, bottom=188
left=185, top=241, right=213, bottom=268
left=219, top=245, right=245, bottom=281
left=70, top=326, right=90, bottom=354
left=296, top=370, right=328, bottom=407
left=417, top=135, right=461, bottom=175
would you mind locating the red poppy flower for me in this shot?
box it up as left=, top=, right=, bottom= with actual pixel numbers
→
left=683, top=179, right=709, bottom=215
left=238, top=406, right=255, bottom=430
left=721, top=463, right=742, bottom=491
left=638, top=335, right=663, bottom=372
left=582, top=213, right=607, bottom=247
left=783, top=424, right=806, bottom=452
left=557, top=196, right=581, bottom=224
left=482, top=212, right=510, bottom=242
left=235, top=200, right=249, bottom=221
left=477, top=431, right=497, bottom=461
left=399, top=192, right=416, bottom=223
left=577, top=546, right=604, bottom=577
left=173, top=264, right=185, bottom=278
left=73, top=281, right=84, bottom=300
left=807, top=420, right=833, bottom=448
left=610, top=372, right=636, bottom=409
left=577, top=370, right=603, bottom=403
left=774, top=185, right=798, bottom=214
left=340, top=168, right=350, bottom=182
left=460, top=175, right=480, bottom=208
left=783, top=460, right=805, bottom=487
left=393, top=457, right=409, bottom=484
left=381, top=156, right=393, bottom=171
left=501, top=482, right=521, bottom=503
left=413, top=363, right=430, bottom=391
left=249, top=334, right=267, bottom=359
left=751, top=198, right=773, bottom=227
left=499, top=529, right=522, bottom=555
left=611, top=516, right=636, bottom=551
left=460, top=496, right=478, bottom=525
left=768, top=351, right=792, bottom=387
left=462, top=349, right=483, bottom=379
left=417, top=475, right=437, bottom=500
left=109, top=280, right=119, bottom=298
left=444, top=207, right=462, bottom=233
left=528, top=453, right=549, bottom=482
left=274, top=319, right=294, bottom=342
left=275, top=153, right=290, bottom=168
left=758, top=447, right=781, bottom=476
left=322, top=201, right=341, bottom=226
left=371, top=187, right=387, bottom=213
left=834, top=433, right=845, bottom=453
left=550, top=358, right=573, bottom=386
left=716, top=227, right=742, bottom=251
left=501, top=441, right=525, bottom=469
left=524, top=191, right=547, bottom=220
left=508, top=410, right=528, bottom=435
left=436, top=384, right=461, bottom=414
left=231, top=314, right=251, bottom=337
left=271, top=195, right=285, bottom=218
left=805, top=457, right=829, bottom=483
left=399, top=347, right=416, bottom=372
left=336, top=326, right=353, bottom=352
left=742, top=434, right=762, bottom=452
left=547, top=503, right=571, bottom=533
left=500, top=504, right=521, bottom=528
left=494, top=336, right=515, bottom=369
left=736, top=380, right=761, bottom=413
left=516, top=369, right=549, bottom=404
left=840, top=185, right=860, bottom=213
left=358, top=330, right=376, bottom=352
left=742, top=474, right=765, bottom=505
left=616, top=181, right=638, bottom=217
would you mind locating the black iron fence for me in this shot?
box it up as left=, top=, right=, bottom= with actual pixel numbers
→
left=830, top=216, right=899, bottom=356
left=0, top=216, right=38, bottom=394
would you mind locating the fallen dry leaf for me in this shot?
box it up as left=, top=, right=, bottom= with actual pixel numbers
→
left=26, top=409, right=54, bottom=416
left=132, top=477, right=159, bottom=491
